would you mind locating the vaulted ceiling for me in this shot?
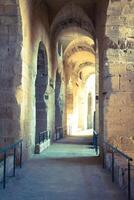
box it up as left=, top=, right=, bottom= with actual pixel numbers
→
left=44, top=0, right=98, bottom=24
left=46, top=0, right=97, bottom=91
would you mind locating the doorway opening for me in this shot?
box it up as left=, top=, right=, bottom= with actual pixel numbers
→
left=35, top=42, right=48, bottom=145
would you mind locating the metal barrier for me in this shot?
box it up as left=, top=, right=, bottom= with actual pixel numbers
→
left=0, top=139, right=23, bottom=189
left=104, top=142, right=133, bottom=200
left=93, top=130, right=98, bottom=155
left=39, top=131, right=50, bottom=144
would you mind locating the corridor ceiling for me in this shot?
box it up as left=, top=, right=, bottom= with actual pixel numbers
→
left=44, top=0, right=98, bottom=23
left=45, top=0, right=96, bottom=91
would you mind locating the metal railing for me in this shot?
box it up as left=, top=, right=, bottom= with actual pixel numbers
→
left=39, top=131, right=50, bottom=144
left=0, top=139, right=23, bottom=189
left=93, top=130, right=98, bottom=155
left=103, top=142, right=133, bottom=200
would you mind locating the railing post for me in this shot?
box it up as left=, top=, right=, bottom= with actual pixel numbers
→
left=104, top=141, right=133, bottom=200
left=95, top=134, right=98, bottom=155
left=128, top=160, right=131, bottom=200
left=13, top=147, right=16, bottom=176
left=112, top=150, right=115, bottom=183
left=61, top=128, right=63, bottom=138
left=20, top=141, right=22, bottom=168
left=43, top=132, right=45, bottom=142
left=46, top=131, right=48, bottom=140
left=102, top=147, right=105, bottom=169
left=93, top=131, right=98, bottom=155
left=48, top=131, right=50, bottom=139
left=39, top=134, right=41, bottom=144
left=56, top=128, right=58, bottom=140
left=3, top=152, right=7, bottom=189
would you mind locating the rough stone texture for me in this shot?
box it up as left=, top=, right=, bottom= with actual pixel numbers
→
left=96, top=0, right=134, bottom=154
left=0, top=0, right=57, bottom=159
left=0, top=0, right=22, bottom=149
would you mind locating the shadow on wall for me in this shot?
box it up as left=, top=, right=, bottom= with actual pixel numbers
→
left=95, top=0, right=111, bottom=143
left=55, top=71, right=63, bottom=128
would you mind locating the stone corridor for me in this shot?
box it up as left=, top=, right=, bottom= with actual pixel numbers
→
left=1, top=0, right=134, bottom=199
left=0, top=136, right=126, bottom=200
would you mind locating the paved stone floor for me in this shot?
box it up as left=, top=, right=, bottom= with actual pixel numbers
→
left=0, top=136, right=127, bottom=200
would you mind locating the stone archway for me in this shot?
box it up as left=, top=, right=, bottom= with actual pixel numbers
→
left=35, top=42, right=48, bottom=145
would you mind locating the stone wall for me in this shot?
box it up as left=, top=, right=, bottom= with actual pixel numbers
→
left=0, top=0, right=55, bottom=158
left=19, top=0, right=55, bottom=157
left=96, top=0, right=134, bottom=153
left=0, top=0, right=22, bottom=148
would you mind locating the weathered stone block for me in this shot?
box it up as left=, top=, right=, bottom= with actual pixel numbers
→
left=104, top=63, right=127, bottom=76
left=127, top=16, right=134, bottom=26
left=0, top=78, right=14, bottom=88
left=104, top=105, right=134, bottom=138
left=104, top=92, right=134, bottom=108
left=126, top=49, right=134, bottom=62
left=0, top=0, right=17, bottom=6
left=0, top=63, right=14, bottom=76
left=0, top=25, right=8, bottom=34
left=107, top=6, right=122, bottom=16
left=106, top=49, right=120, bottom=56
left=126, top=63, right=134, bottom=72
left=0, top=46, right=9, bottom=58
left=0, top=119, right=20, bottom=137
left=103, top=75, right=119, bottom=92
left=122, top=4, right=134, bottom=15
left=4, top=5, right=17, bottom=15
left=0, top=5, right=5, bottom=15
left=8, top=24, right=18, bottom=35
left=0, top=106, right=13, bottom=119
left=0, top=16, right=18, bottom=25
left=105, top=25, right=119, bottom=40
left=9, top=35, right=17, bottom=42
left=106, top=16, right=126, bottom=26
left=120, top=73, right=134, bottom=92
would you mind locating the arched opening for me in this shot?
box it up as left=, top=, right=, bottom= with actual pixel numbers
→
left=86, top=74, right=96, bottom=130
left=35, top=42, right=48, bottom=145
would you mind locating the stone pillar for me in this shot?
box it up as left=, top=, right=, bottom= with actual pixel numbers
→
left=97, top=0, right=134, bottom=152
left=0, top=0, right=22, bottom=148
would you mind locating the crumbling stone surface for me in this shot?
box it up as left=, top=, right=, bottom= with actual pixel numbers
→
left=96, top=0, right=134, bottom=155
left=107, top=136, right=134, bottom=152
